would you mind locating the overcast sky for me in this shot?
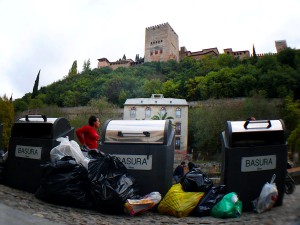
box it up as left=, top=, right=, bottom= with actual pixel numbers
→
left=1, top=0, right=300, bottom=99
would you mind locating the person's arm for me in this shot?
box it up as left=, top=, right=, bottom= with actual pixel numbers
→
left=76, top=126, right=86, bottom=146
left=180, top=167, right=184, bottom=177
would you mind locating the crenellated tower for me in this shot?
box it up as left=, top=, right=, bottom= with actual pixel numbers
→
left=275, top=40, right=287, bottom=53
left=144, top=22, right=179, bottom=62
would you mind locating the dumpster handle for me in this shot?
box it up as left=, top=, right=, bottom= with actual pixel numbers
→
left=25, top=114, right=47, bottom=122
left=117, top=131, right=150, bottom=137
left=243, top=120, right=271, bottom=129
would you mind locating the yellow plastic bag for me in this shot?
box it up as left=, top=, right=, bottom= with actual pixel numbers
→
left=158, top=183, right=204, bottom=218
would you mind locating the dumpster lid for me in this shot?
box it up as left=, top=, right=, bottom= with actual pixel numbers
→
left=11, top=115, right=73, bottom=139
left=225, top=120, right=286, bottom=147
left=102, top=120, right=171, bottom=144
left=229, top=120, right=283, bottom=133
left=18, top=115, right=57, bottom=124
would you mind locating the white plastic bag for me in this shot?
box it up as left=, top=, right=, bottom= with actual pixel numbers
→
left=253, top=174, right=278, bottom=213
left=124, top=192, right=162, bottom=216
left=50, top=137, right=90, bottom=169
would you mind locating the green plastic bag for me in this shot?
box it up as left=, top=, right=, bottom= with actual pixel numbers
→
left=210, top=192, right=242, bottom=218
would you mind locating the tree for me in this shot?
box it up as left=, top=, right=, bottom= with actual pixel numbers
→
left=32, top=70, right=40, bottom=99
left=162, top=79, right=181, bottom=98
left=13, top=99, right=28, bottom=112
left=251, top=44, right=258, bottom=64
left=283, top=97, right=300, bottom=157
left=277, top=48, right=297, bottom=68
left=68, top=60, right=78, bottom=77
left=122, top=54, right=126, bottom=60
left=28, top=98, right=44, bottom=109
left=151, top=112, right=174, bottom=120
left=143, top=79, right=163, bottom=97
left=256, top=54, right=278, bottom=73
left=185, top=77, right=200, bottom=100
left=102, top=76, right=123, bottom=104
left=88, top=97, right=120, bottom=129
left=217, top=54, right=238, bottom=68
left=288, top=124, right=300, bottom=157
left=188, top=98, right=282, bottom=159
left=82, top=59, right=91, bottom=72
left=0, top=95, right=14, bottom=150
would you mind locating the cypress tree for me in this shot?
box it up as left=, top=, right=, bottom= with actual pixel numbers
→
left=68, top=60, right=78, bottom=77
left=32, top=70, right=40, bottom=99
left=82, top=59, right=91, bottom=72
left=251, top=44, right=258, bottom=64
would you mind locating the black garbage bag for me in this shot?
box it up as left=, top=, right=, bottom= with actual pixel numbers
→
left=180, top=169, right=213, bottom=192
left=88, top=154, right=140, bottom=214
left=88, top=149, right=105, bottom=159
left=35, top=156, right=93, bottom=209
left=193, top=184, right=226, bottom=217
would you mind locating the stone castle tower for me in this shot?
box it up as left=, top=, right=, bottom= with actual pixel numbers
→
left=144, top=22, right=179, bottom=62
left=275, top=40, right=287, bottom=53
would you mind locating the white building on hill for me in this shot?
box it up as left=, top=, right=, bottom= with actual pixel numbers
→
left=123, top=94, right=188, bottom=154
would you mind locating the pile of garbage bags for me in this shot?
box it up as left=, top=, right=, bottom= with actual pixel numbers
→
left=1, top=136, right=280, bottom=217
left=35, top=137, right=140, bottom=214
left=158, top=169, right=242, bottom=218
left=34, top=137, right=243, bottom=218
left=35, top=156, right=93, bottom=209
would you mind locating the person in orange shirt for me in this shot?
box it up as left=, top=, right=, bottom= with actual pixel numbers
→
left=76, top=115, right=100, bottom=150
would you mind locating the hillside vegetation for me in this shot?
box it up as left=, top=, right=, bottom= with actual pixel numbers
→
left=14, top=48, right=300, bottom=108
left=1, top=48, right=299, bottom=160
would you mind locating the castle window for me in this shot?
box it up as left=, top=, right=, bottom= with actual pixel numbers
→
left=130, top=107, right=136, bottom=118
left=161, top=40, right=163, bottom=42
left=155, top=50, right=158, bottom=54
left=160, top=49, right=163, bottom=54
left=145, top=107, right=151, bottom=118
left=150, top=51, right=153, bottom=56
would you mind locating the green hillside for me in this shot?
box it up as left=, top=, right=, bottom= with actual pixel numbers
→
left=14, top=48, right=300, bottom=109
left=1, top=48, right=299, bottom=160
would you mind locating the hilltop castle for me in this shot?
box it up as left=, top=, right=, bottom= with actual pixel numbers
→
left=97, top=23, right=288, bottom=70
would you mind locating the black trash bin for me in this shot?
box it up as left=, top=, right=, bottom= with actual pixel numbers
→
left=221, top=119, right=287, bottom=211
left=100, top=119, right=175, bottom=197
left=4, top=115, right=74, bottom=193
